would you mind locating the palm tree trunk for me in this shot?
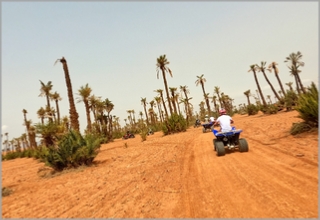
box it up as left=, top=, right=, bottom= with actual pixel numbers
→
left=261, top=70, right=281, bottom=101
left=160, top=94, right=169, bottom=119
left=60, top=57, right=80, bottom=131
left=84, top=101, right=92, bottom=132
left=253, top=70, right=267, bottom=106
left=201, top=83, right=211, bottom=114
left=55, top=100, right=60, bottom=124
left=275, top=74, right=286, bottom=96
left=143, top=104, right=149, bottom=125
left=296, top=74, right=306, bottom=94
left=162, top=68, right=173, bottom=116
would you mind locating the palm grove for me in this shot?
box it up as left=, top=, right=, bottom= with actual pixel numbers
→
left=2, top=52, right=318, bottom=171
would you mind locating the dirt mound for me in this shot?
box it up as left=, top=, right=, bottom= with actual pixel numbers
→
left=2, top=110, right=318, bottom=218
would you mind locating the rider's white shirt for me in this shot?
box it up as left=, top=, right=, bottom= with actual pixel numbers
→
left=216, top=115, right=233, bottom=132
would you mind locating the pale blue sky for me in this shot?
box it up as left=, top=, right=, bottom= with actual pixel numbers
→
left=1, top=1, right=319, bottom=141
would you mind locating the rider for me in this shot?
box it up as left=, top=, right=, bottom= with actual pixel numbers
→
left=214, top=108, right=233, bottom=132
left=204, top=114, right=209, bottom=123
left=209, top=116, right=215, bottom=124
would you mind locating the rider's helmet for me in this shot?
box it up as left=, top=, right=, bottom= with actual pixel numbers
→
left=205, top=114, right=208, bottom=117
left=219, top=108, right=226, bottom=115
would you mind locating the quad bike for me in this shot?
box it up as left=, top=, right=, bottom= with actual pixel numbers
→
left=147, top=128, right=154, bottom=135
left=212, top=127, right=249, bottom=156
left=194, top=119, right=201, bottom=128
left=122, top=132, right=135, bottom=140
left=202, top=121, right=214, bottom=133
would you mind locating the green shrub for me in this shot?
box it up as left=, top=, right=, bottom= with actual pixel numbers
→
left=41, top=130, right=102, bottom=171
left=162, top=113, right=187, bottom=135
left=264, top=104, right=278, bottom=114
left=3, top=151, right=20, bottom=160
left=247, top=104, right=259, bottom=116
left=290, top=122, right=313, bottom=135
left=284, top=90, right=298, bottom=110
left=140, top=129, right=148, bottom=142
left=295, top=82, right=318, bottom=127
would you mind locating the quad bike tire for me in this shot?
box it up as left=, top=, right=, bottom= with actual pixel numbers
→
left=213, top=139, right=217, bottom=151
left=202, top=127, right=206, bottom=133
left=238, top=138, right=249, bottom=152
left=215, top=141, right=225, bottom=156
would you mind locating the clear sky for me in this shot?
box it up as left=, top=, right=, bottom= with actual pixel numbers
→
left=1, top=1, right=319, bottom=141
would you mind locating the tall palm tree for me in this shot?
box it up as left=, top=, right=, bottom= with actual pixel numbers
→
left=140, top=97, right=149, bottom=124
left=154, top=89, right=168, bottom=119
left=256, top=61, right=281, bottom=101
left=248, top=64, right=267, bottom=107
left=37, top=107, right=46, bottom=124
left=131, top=110, right=136, bottom=124
left=243, top=90, right=251, bottom=106
left=22, top=109, right=31, bottom=148
left=54, top=57, right=80, bottom=131
left=104, top=98, right=114, bottom=136
left=4, top=132, right=9, bottom=152
left=50, top=91, right=62, bottom=124
left=88, top=94, right=101, bottom=122
left=195, top=74, right=211, bottom=115
left=214, top=86, right=223, bottom=109
left=154, top=96, right=164, bottom=123
left=180, top=85, right=192, bottom=118
left=39, top=80, right=53, bottom=108
left=156, top=54, right=173, bottom=116
left=169, top=87, right=178, bottom=114
left=267, top=62, right=286, bottom=96
left=77, top=84, right=92, bottom=133
left=284, top=51, right=306, bottom=94
left=211, top=95, right=219, bottom=113
left=127, top=110, right=133, bottom=126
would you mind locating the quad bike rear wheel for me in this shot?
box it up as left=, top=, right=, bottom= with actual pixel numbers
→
left=215, top=141, right=225, bottom=156
left=238, top=138, right=249, bottom=152
left=213, top=139, right=217, bottom=151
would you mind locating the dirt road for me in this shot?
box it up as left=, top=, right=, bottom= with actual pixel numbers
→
left=2, top=110, right=318, bottom=218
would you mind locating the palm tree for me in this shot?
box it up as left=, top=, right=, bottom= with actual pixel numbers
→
left=169, top=87, right=178, bottom=114
left=243, top=90, right=251, bottom=106
left=5, top=132, right=9, bottom=152
left=180, top=85, right=192, bottom=118
left=140, top=97, right=149, bottom=124
left=211, top=95, right=219, bottom=113
left=50, top=91, right=62, bottom=124
left=104, top=98, right=114, bottom=137
left=127, top=110, right=133, bottom=126
left=22, top=109, right=31, bottom=148
left=256, top=61, right=281, bottom=101
left=284, top=51, right=306, bottom=94
left=154, top=89, right=168, bottom=119
left=214, top=86, right=223, bottom=109
left=39, top=80, right=53, bottom=108
left=77, top=84, right=92, bottom=133
left=267, top=95, right=272, bottom=104
left=248, top=64, right=267, bottom=107
left=285, top=82, right=294, bottom=91
left=156, top=54, right=173, bottom=116
left=131, top=110, right=136, bottom=124
left=268, top=62, right=286, bottom=96
left=37, top=107, right=46, bottom=124
left=154, top=96, right=164, bottom=122
left=54, top=57, right=80, bottom=131
left=195, top=74, right=211, bottom=115
left=88, top=94, right=101, bottom=122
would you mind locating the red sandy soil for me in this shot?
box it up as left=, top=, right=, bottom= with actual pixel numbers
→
left=2, top=110, right=318, bottom=218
